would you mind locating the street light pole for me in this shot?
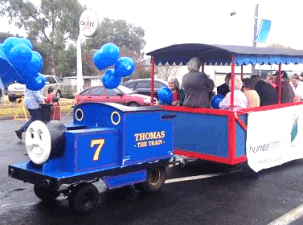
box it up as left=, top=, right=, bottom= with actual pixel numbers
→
left=252, top=4, right=259, bottom=75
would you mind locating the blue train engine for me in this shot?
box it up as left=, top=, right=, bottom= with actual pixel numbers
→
left=8, top=102, right=175, bottom=215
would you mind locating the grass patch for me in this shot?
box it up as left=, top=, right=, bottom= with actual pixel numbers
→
left=0, top=103, right=74, bottom=118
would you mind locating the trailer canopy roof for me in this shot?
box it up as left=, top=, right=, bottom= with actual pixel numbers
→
left=146, top=43, right=303, bottom=66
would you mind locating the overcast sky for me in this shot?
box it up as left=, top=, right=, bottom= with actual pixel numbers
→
left=2, top=0, right=303, bottom=56
left=76, top=0, right=303, bottom=55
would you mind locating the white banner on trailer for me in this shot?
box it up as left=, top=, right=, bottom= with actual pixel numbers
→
left=246, top=105, right=303, bottom=172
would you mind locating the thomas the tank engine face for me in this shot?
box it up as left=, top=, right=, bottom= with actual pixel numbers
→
left=25, top=121, right=52, bottom=165
left=25, top=120, right=66, bottom=165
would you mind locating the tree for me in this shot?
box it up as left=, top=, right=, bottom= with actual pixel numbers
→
left=0, top=0, right=83, bottom=75
left=267, top=43, right=294, bottom=50
left=85, top=18, right=146, bottom=60
left=55, top=44, right=77, bottom=77
left=83, top=18, right=146, bottom=76
left=131, top=61, right=150, bottom=79
left=82, top=49, right=100, bottom=76
left=155, top=65, right=181, bottom=81
left=0, top=31, right=20, bottom=43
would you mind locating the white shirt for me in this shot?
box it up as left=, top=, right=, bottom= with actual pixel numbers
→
left=219, top=90, right=248, bottom=110
left=24, top=88, right=44, bottom=109
left=291, top=82, right=303, bottom=100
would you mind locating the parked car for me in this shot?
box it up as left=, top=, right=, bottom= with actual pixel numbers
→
left=7, top=75, right=62, bottom=102
left=76, top=85, right=156, bottom=106
left=121, top=78, right=168, bottom=99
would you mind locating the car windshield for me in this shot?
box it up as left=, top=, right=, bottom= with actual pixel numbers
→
left=118, top=85, right=134, bottom=94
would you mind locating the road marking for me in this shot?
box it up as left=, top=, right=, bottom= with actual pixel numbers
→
left=165, top=173, right=224, bottom=184
left=268, top=204, right=303, bottom=225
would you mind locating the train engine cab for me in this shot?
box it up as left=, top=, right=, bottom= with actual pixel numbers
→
left=8, top=102, right=175, bottom=215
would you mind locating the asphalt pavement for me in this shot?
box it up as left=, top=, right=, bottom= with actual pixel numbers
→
left=1, top=116, right=303, bottom=224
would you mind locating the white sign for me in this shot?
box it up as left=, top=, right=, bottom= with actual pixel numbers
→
left=246, top=105, right=303, bottom=172
left=79, top=10, right=99, bottom=37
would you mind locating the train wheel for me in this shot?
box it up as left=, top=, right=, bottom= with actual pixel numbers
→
left=135, top=167, right=166, bottom=194
left=34, top=184, right=60, bottom=201
left=68, top=183, right=99, bottom=215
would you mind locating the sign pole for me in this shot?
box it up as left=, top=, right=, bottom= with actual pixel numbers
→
left=77, top=10, right=99, bottom=94
left=252, top=4, right=259, bottom=75
left=76, top=35, right=84, bottom=94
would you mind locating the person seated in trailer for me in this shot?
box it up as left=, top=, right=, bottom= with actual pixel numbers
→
left=217, top=73, right=231, bottom=97
left=290, top=74, right=303, bottom=101
left=273, top=71, right=295, bottom=103
left=242, top=78, right=260, bottom=108
left=209, top=79, right=215, bottom=100
left=265, top=74, right=277, bottom=88
left=167, top=78, right=181, bottom=106
left=250, top=75, right=277, bottom=106
left=219, top=77, right=248, bottom=110
left=182, top=57, right=211, bottom=108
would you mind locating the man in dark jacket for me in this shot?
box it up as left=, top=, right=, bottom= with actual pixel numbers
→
left=273, top=71, right=295, bottom=103
left=250, top=75, right=277, bottom=106
left=182, top=57, right=211, bottom=108
left=217, top=73, right=231, bottom=97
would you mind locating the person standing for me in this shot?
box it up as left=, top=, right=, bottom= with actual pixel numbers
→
left=182, top=57, right=211, bottom=108
left=15, top=88, right=44, bottom=140
left=0, top=78, right=4, bottom=104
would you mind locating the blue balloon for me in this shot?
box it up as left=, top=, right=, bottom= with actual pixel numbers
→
left=26, top=52, right=43, bottom=75
left=3, top=37, right=23, bottom=56
left=158, top=86, right=173, bottom=105
left=17, top=77, right=27, bottom=84
left=93, top=43, right=120, bottom=71
left=14, top=53, right=42, bottom=78
left=32, top=51, right=43, bottom=71
left=0, top=44, right=5, bottom=53
left=8, top=44, right=33, bottom=69
left=115, top=57, right=135, bottom=77
left=102, top=69, right=121, bottom=89
left=211, top=94, right=224, bottom=109
left=20, top=38, right=33, bottom=50
left=26, top=73, right=46, bottom=91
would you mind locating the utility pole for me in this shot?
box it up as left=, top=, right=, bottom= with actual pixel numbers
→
left=252, top=4, right=259, bottom=75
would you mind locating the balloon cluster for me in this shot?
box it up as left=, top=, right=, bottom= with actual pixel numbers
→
left=93, top=43, right=135, bottom=89
left=0, top=37, right=45, bottom=91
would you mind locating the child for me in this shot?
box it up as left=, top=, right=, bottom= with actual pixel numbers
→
left=45, top=86, right=55, bottom=104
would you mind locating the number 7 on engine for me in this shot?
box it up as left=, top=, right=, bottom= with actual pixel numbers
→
left=90, top=139, right=105, bottom=161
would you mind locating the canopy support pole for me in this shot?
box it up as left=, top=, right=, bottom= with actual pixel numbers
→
left=241, top=65, right=244, bottom=80
left=278, top=64, right=282, bottom=104
left=151, top=56, right=155, bottom=105
left=230, top=54, right=235, bottom=109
